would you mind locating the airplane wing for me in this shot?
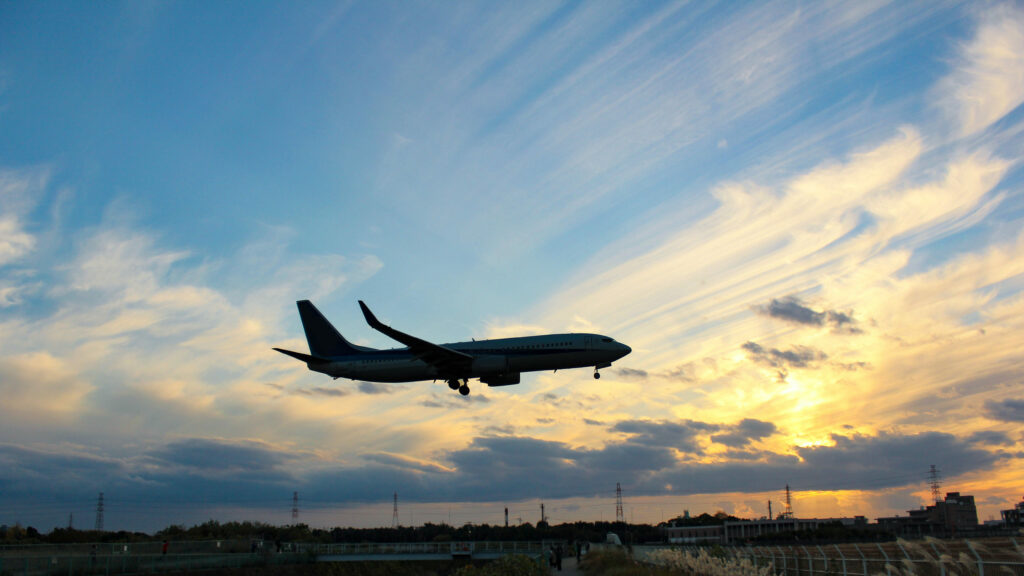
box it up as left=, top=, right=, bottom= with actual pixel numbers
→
left=359, top=301, right=474, bottom=377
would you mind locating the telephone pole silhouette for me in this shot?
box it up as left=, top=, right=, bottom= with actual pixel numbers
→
left=291, top=492, right=299, bottom=522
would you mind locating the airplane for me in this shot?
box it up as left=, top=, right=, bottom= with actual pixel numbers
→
left=273, top=300, right=632, bottom=396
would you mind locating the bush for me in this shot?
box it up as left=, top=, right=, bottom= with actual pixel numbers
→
left=452, top=554, right=546, bottom=576
left=578, top=548, right=676, bottom=575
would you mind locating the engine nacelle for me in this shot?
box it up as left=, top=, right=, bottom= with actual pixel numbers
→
left=481, top=372, right=521, bottom=386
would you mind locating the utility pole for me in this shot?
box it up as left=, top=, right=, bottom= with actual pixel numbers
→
left=392, top=492, right=399, bottom=529
left=540, top=502, right=546, bottom=524
left=615, top=483, right=625, bottom=523
left=783, top=484, right=793, bottom=519
left=95, top=492, right=104, bottom=531
left=929, top=465, right=942, bottom=503
left=292, top=491, right=299, bottom=522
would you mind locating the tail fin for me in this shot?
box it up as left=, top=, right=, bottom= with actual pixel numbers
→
left=296, top=300, right=370, bottom=357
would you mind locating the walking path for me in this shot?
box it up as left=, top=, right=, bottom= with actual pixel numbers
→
left=548, top=555, right=581, bottom=575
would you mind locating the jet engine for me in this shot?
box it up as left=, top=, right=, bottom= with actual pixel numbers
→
left=481, top=372, right=521, bottom=386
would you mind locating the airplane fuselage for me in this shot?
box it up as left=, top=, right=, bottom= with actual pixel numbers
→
left=311, top=333, right=628, bottom=384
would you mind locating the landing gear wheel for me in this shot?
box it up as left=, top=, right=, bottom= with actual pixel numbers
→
left=448, top=380, right=460, bottom=390
left=458, top=384, right=470, bottom=396
left=594, top=371, right=601, bottom=379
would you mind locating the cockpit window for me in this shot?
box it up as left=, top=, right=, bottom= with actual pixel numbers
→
left=602, top=338, right=613, bottom=342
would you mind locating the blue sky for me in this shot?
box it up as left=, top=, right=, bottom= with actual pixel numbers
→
left=2, top=1, right=1024, bottom=533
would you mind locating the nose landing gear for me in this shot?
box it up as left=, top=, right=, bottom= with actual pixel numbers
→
left=594, top=362, right=611, bottom=379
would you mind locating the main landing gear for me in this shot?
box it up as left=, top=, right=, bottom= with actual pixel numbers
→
left=448, top=379, right=470, bottom=396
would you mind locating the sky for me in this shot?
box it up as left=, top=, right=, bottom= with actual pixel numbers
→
left=1, top=0, right=1023, bottom=534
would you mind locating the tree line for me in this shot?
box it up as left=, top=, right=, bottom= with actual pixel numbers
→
left=1, top=519, right=662, bottom=545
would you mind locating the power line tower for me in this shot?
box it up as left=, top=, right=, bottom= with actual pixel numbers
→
left=392, top=492, right=399, bottom=529
left=928, top=465, right=942, bottom=503
left=615, top=483, right=625, bottom=523
left=783, top=484, right=793, bottom=519
left=95, top=492, right=104, bottom=531
left=291, top=492, right=299, bottom=522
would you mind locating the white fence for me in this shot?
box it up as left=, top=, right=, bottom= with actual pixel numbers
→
left=635, top=538, right=1024, bottom=576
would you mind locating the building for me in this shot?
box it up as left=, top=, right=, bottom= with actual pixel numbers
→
left=663, top=523, right=724, bottom=544
left=664, top=517, right=867, bottom=544
left=876, top=492, right=978, bottom=537
left=1001, top=496, right=1024, bottom=528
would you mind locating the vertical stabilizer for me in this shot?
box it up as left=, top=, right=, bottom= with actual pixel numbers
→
left=296, top=300, right=368, bottom=357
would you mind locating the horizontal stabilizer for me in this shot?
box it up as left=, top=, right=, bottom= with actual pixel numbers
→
left=273, top=348, right=332, bottom=364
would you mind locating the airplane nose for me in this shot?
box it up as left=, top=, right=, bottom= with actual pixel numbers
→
left=619, top=343, right=632, bottom=357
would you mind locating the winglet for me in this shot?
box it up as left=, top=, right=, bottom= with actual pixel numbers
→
left=357, top=301, right=473, bottom=366
left=359, top=300, right=384, bottom=330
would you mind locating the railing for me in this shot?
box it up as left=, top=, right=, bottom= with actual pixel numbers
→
left=304, top=540, right=550, bottom=558
left=0, top=552, right=285, bottom=576
left=0, top=540, right=555, bottom=574
left=634, top=538, right=1024, bottom=576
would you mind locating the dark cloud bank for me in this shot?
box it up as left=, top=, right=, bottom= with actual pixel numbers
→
left=1, top=415, right=1010, bottom=532
left=985, top=398, right=1024, bottom=423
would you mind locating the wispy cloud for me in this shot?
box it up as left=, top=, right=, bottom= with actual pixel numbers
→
left=936, top=3, right=1024, bottom=138
left=0, top=168, right=44, bottom=267
left=295, top=386, right=350, bottom=398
